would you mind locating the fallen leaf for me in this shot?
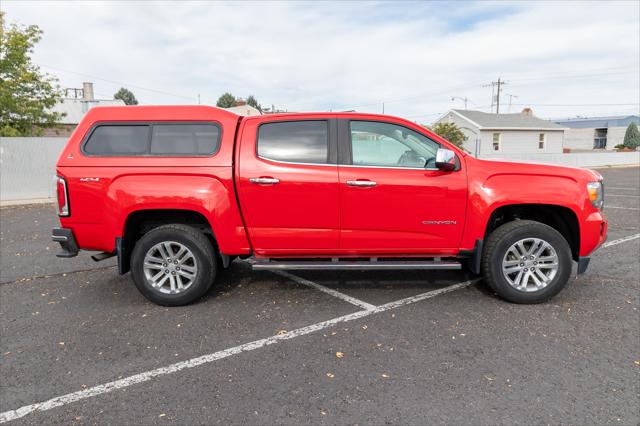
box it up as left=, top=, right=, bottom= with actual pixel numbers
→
left=159, top=413, right=166, bottom=418
left=634, top=360, right=640, bottom=366
left=58, top=342, right=65, bottom=346
left=320, top=410, right=327, bottom=416
left=276, top=330, right=287, bottom=336
left=361, top=325, right=368, bottom=330
left=336, top=351, right=344, bottom=358
left=330, top=331, right=337, bottom=336
left=381, top=373, right=389, bottom=378
left=326, top=372, right=335, bottom=378
left=3, top=352, right=11, bottom=356
left=485, top=375, right=495, bottom=381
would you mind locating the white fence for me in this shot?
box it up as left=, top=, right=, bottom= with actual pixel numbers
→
left=479, top=151, right=639, bottom=168
left=0, top=137, right=638, bottom=204
left=0, top=137, right=68, bottom=203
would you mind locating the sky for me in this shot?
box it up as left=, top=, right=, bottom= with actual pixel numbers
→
left=2, top=0, right=639, bottom=122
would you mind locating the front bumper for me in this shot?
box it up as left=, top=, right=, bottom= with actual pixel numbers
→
left=52, top=227, right=79, bottom=258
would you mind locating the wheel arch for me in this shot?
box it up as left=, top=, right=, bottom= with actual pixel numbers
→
left=483, top=203, right=580, bottom=261
left=119, top=208, right=220, bottom=274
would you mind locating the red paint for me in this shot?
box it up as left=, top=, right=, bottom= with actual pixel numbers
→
left=56, top=105, right=607, bottom=261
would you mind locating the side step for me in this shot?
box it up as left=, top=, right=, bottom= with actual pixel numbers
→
left=250, top=259, right=462, bottom=271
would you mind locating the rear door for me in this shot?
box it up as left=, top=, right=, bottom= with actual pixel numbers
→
left=337, top=119, right=467, bottom=254
left=236, top=116, right=340, bottom=256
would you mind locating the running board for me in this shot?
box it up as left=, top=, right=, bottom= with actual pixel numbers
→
left=250, top=259, right=462, bottom=271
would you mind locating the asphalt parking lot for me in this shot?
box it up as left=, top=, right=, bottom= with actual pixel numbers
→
left=1, top=166, right=638, bottom=425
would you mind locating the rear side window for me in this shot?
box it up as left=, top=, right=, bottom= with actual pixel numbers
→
left=150, top=124, right=220, bottom=155
left=82, top=123, right=221, bottom=156
left=257, top=120, right=328, bottom=164
left=83, top=125, right=149, bottom=155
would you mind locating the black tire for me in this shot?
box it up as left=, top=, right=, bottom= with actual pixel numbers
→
left=482, top=220, right=572, bottom=304
left=131, top=224, right=217, bottom=306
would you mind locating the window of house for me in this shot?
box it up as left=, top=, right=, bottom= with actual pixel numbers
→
left=538, top=133, right=546, bottom=150
left=257, top=120, right=328, bottom=164
left=83, top=123, right=221, bottom=156
left=349, top=121, right=439, bottom=168
left=492, top=133, right=501, bottom=151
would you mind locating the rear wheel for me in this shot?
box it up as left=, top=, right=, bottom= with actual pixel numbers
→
left=482, top=220, right=572, bottom=304
left=131, top=224, right=216, bottom=306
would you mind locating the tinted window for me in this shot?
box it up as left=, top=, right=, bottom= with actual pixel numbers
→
left=84, top=125, right=149, bottom=155
left=151, top=124, right=220, bottom=155
left=350, top=121, right=439, bottom=168
left=258, top=121, right=328, bottom=164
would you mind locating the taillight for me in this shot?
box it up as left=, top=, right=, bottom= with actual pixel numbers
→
left=55, top=175, right=69, bottom=216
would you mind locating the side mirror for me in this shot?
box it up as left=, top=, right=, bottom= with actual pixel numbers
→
left=435, top=148, right=456, bottom=171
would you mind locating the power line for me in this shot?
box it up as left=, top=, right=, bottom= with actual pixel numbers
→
left=39, top=63, right=196, bottom=101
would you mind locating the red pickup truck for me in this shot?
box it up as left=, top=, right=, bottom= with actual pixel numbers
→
left=52, top=106, right=607, bottom=306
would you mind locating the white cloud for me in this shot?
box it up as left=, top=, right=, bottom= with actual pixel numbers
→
left=3, top=0, right=639, bottom=121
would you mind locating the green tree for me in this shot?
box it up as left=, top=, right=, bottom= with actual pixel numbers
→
left=0, top=12, right=64, bottom=136
left=246, top=95, right=262, bottom=112
left=427, top=122, right=468, bottom=150
left=114, top=87, right=138, bottom=105
left=216, top=92, right=236, bottom=108
left=623, top=122, right=640, bottom=149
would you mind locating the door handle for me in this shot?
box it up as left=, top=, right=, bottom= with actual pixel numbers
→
left=249, top=177, right=280, bottom=185
left=346, top=180, right=377, bottom=187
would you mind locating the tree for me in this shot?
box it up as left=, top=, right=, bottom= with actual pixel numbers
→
left=0, top=12, right=64, bottom=136
left=427, top=122, right=468, bottom=150
left=114, top=87, right=138, bottom=105
left=216, top=92, right=236, bottom=108
left=246, top=95, right=262, bottom=112
left=623, top=122, right=640, bottom=149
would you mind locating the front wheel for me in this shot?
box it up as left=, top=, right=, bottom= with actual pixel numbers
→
left=482, top=220, right=572, bottom=304
left=131, top=224, right=217, bottom=306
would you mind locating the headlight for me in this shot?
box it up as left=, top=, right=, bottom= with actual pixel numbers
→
left=587, top=181, right=604, bottom=209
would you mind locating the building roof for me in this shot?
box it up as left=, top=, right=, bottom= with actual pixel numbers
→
left=554, top=115, right=639, bottom=129
left=52, top=98, right=126, bottom=124
left=448, top=109, right=565, bottom=130
left=224, top=104, right=262, bottom=116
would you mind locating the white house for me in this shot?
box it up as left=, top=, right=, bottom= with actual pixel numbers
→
left=433, top=109, right=565, bottom=156
left=46, top=82, right=125, bottom=136
left=224, top=104, right=262, bottom=116
left=554, top=115, right=639, bottom=151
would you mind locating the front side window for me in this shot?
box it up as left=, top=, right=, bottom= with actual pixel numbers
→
left=257, top=120, right=328, bottom=164
left=538, top=133, right=546, bottom=150
left=83, top=125, right=149, bottom=155
left=350, top=121, right=439, bottom=168
left=492, top=133, right=501, bottom=151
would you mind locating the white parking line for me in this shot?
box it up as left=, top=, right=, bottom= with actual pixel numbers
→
left=603, top=233, right=640, bottom=248
left=0, top=279, right=478, bottom=423
left=606, top=206, right=640, bottom=210
left=272, top=270, right=377, bottom=310
left=607, top=194, right=640, bottom=198
left=606, top=187, right=639, bottom=191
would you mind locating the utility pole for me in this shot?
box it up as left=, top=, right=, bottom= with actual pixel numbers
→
left=483, top=77, right=508, bottom=113
left=197, top=94, right=201, bottom=105
left=382, top=102, right=385, bottom=114
left=506, top=93, right=518, bottom=112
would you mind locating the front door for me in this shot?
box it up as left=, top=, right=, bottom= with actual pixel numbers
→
left=237, top=117, right=340, bottom=256
left=338, top=119, right=467, bottom=254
